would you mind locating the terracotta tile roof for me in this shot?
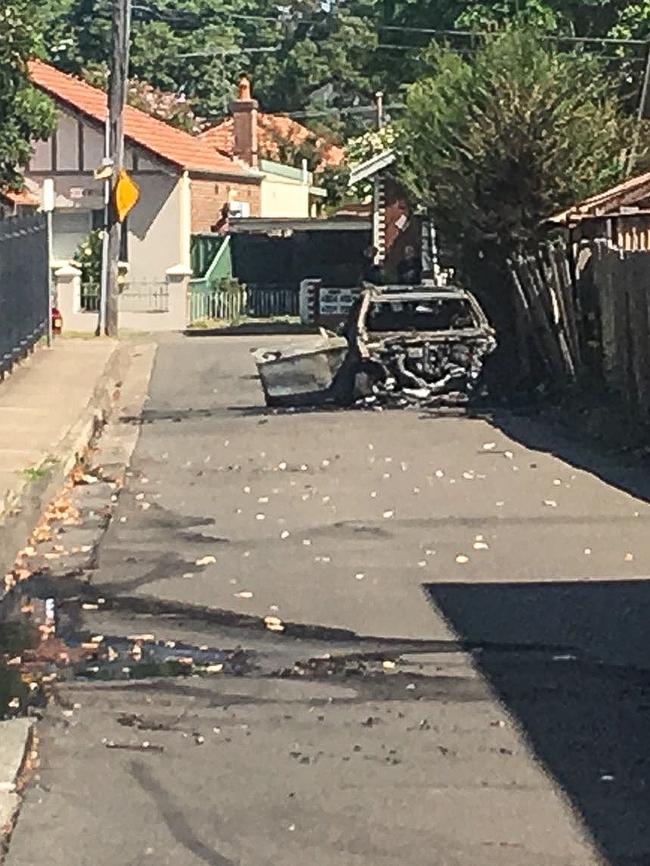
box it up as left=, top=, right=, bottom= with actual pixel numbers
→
left=0, top=189, right=40, bottom=207
left=199, top=112, right=345, bottom=170
left=549, top=171, right=650, bottom=224
left=28, top=60, right=256, bottom=178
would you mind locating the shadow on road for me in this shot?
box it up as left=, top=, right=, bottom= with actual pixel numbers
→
left=486, top=410, right=650, bottom=507
left=424, top=578, right=650, bottom=866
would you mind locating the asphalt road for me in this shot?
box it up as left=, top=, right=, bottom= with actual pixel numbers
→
left=8, top=334, right=650, bottom=866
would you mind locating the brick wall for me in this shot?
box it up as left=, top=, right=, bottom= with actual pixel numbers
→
left=190, top=178, right=261, bottom=233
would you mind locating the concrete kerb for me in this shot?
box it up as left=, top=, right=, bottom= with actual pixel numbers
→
left=184, top=323, right=320, bottom=337
left=0, top=341, right=130, bottom=607
left=0, top=719, right=33, bottom=837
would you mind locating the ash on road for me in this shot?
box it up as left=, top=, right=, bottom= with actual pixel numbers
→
left=7, top=334, right=650, bottom=866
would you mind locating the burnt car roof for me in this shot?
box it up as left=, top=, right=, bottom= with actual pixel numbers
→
left=370, top=288, right=470, bottom=302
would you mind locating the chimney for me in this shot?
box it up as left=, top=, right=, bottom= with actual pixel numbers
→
left=230, top=75, right=258, bottom=168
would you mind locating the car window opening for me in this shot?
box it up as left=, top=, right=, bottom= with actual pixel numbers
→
left=367, top=299, right=475, bottom=333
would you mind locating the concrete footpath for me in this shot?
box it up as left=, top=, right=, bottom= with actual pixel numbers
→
left=0, top=337, right=122, bottom=579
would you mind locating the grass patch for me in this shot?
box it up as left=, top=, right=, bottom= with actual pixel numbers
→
left=22, top=466, right=49, bottom=482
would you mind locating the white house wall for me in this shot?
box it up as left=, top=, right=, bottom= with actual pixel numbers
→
left=26, top=107, right=184, bottom=282
left=128, top=174, right=182, bottom=283
left=260, top=174, right=310, bottom=218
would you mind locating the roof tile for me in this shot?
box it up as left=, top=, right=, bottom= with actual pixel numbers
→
left=28, top=60, right=256, bottom=178
left=199, top=112, right=344, bottom=170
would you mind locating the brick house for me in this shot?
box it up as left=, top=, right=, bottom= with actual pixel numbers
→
left=200, top=77, right=342, bottom=219
left=24, top=61, right=262, bottom=284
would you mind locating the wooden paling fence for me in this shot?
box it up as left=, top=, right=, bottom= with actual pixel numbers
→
left=508, top=240, right=581, bottom=384
left=510, top=237, right=650, bottom=415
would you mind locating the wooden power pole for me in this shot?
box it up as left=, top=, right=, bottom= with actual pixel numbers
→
left=105, top=0, right=131, bottom=336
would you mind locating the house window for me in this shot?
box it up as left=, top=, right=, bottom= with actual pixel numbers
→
left=91, top=208, right=127, bottom=261
left=91, top=209, right=105, bottom=230
left=52, top=209, right=92, bottom=261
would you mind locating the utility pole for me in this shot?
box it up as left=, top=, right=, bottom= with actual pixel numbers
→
left=375, top=90, right=385, bottom=130
left=105, top=0, right=131, bottom=336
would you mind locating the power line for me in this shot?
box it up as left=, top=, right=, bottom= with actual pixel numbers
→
left=131, top=4, right=650, bottom=49
left=376, top=43, right=646, bottom=61
left=378, top=24, right=649, bottom=47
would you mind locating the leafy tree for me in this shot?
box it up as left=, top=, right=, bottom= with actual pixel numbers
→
left=0, top=0, right=55, bottom=189
left=397, top=25, right=638, bottom=330
left=40, top=0, right=379, bottom=127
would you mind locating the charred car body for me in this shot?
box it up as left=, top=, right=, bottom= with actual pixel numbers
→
left=343, top=287, right=497, bottom=407
left=254, top=286, right=496, bottom=408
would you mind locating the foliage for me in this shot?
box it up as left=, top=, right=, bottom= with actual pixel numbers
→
left=74, top=229, right=104, bottom=284
left=83, top=67, right=203, bottom=132
left=217, top=276, right=245, bottom=296
left=35, top=0, right=650, bottom=149
left=398, top=25, right=638, bottom=282
left=39, top=0, right=379, bottom=130
left=0, top=0, right=55, bottom=189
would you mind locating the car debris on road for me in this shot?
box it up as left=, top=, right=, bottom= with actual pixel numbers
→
left=253, top=284, right=496, bottom=409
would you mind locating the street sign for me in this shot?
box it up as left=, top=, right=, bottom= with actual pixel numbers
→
left=114, top=169, right=140, bottom=222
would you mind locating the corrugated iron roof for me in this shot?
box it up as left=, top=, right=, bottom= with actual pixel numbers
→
left=28, top=60, right=256, bottom=178
left=548, top=170, right=650, bottom=224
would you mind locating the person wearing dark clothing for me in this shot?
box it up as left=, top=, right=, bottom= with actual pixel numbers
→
left=396, top=245, right=422, bottom=285
left=360, top=246, right=383, bottom=285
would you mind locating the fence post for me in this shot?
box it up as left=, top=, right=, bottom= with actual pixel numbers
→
left=55, top=264, right=82, bottom=319
left=166, top=264, right=192, bottom=330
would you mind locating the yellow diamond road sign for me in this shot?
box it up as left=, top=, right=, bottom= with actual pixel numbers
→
left=114, top=169, right=140, bottom=222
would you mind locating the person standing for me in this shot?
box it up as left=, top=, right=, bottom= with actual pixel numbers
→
left=397, top=245, right=422, bottom=285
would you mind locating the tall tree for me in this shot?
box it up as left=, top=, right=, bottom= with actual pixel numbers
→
left=397, top=25, right=637, bottom=338
left=0, top=0, right=55, bottom=188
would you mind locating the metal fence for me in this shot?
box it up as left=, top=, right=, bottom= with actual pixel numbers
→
left=189, top=284, right=299, bottom=324
left=80, top=280, right=169, bottom=314
left=0, top=215, right=49, bottom=377
left=119, top=281, right=169, bottom=313
left=190, top=289, right=243, bottom=323
left=80, top=281, right=100, bottom=312
left=244, top=285, right=299, bottom=318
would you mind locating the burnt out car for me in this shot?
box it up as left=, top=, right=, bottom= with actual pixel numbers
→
left=341, top=287, right=497, bottom=407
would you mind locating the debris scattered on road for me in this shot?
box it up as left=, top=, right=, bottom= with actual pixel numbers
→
left=482, top=442, right=496, bottom=451
left=355, top=572, right=365, bottom=581
left=234, top=591, right=253, bottom=599
left=455, top=554, right=469, bottom=564
left=103, top=739, right=164, bottom=752
left=264, top=616, right=285, bottom=633
left=543, top=499, right=558, bottom=508
left=195, top=555, right=217, bottom=566
left=625, top=552, right=635, bottom=562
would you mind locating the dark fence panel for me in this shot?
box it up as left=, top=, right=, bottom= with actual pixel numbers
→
left=0, top=215, right=49, bottom=376
left=244, top=285, right=299, bottom=318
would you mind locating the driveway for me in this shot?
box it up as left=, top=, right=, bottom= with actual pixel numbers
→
left=7, top=334, right=650, bottom=866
